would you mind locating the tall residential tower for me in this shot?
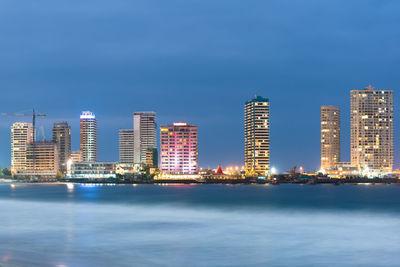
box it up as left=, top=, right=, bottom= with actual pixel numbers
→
left=321, top=106, right=340, bottom=171
left=119, top=129, right=134, bottom=164
left=11, top=122, right=34, bottom=173
left=133, top=112, right=156, bottom=164
left=245, top=96, right=270, bottom=176
left=52, top=122, right=71, bottom=172
left=80, top=111, right=97, bottom=162
left=160, top=122, right=198, bottom=174
left=350, top=86, right=393, bottom=173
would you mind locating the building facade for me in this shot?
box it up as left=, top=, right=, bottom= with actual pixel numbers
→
left=119, top=129, right=134, bottom=164
left=52, top=122, right=71, bottom=173
left=321, top=106, right=340, bottom=171
left=80, top=111, right=97, bottom=162
left=160, top=122, right=198, bottom=174
left=133, top=112, right=156, bottom=164
left=245, top=96, right=270, bottom=176
left=22, top=141, right=59, bottom=177
left=146, top=148, right=158, bottom=168
left=350, top=86, right=394, bottom=173
left=70, top=150, right=83, bottom=163
left=11, top=122, right=34, bottom=173
left=66, top=162, right=116, bottom=179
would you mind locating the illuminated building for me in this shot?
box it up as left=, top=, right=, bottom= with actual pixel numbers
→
left=244, top=95, right=270, bottom=176
left=19, top=141, right=59, bottom=177
left=11, top=122, right=34, bottom=173
left=52, top=122, right=71, bottom=173
left=70, top=150, right=83, bottom=163
left=350, top=86, right=393, bottom=174
left=119, top=129, right=134, bottom=164
left=133, top=112, right=156, bottom=164
left=146, top=148, right=158, bottom=168
left=66, top=162, right=116, bottom=179
left=80, top=111, right=97, bottom=162
left=160, top=122, right=198, bottom=174
left=321, top=106, right=340, bottom=170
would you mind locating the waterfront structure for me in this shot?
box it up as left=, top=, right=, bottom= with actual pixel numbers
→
left=119, top=129, right=134, bottom=164
left=52, top=122, right=71, bottom=173
left=11, top=122, right=34, bottom=173
left=350, top=86, right=393, bottom=174
left=133, top=112, right=156, bottom=164
left=244, top=95, right=270, bottom=176
left=70, top=150, right=83, bottom=163
left=326, top=162, right=359, bottom=176
left=160, top=122, right=198, bottom=174
left=20, top=141, right=59, bottom=177
left=66, top=162, right=116, bottom=179
left=80, top=111, right=97, bottom=162
left=321, top=106, right=340, bottom=171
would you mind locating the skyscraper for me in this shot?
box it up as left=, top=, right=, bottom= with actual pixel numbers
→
left=52, top=122, right=71, bottom=173
left=160, top=122, right=198, bottom=174
left=11, top=122, right=34, bottom=173
left=350, top=86, right=393, bottom=173
left=245, top=95, right=270, bottom=176
left=321, top=106, right=340, bottom=171
left=133, top=112, right=156, bottom=164
left=80, top=111, right=97, bottom=162
left=119, top=129, right=134, bottom=164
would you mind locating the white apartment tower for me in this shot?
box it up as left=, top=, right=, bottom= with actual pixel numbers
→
left=11, top=122, right=34, bottom=173
left=245, top=95, right=270, bottom=176
left=119, top=129, right=134, bottom=164
left=80, top=111, right=97, bottom=162
left=350, top=86, right=393, bottom=173
left=321, top=106, right=340, bottom=171
left=133, top=112, right=156, bottom=164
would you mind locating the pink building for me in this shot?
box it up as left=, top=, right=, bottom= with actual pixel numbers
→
left=160, top=122, right=198, bottom=174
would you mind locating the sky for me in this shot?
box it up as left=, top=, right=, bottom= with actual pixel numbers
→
left=0, top=0, right=399, bottom=172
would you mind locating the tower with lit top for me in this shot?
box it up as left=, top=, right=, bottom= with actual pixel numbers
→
left=244, top=95, right=270, bottom=176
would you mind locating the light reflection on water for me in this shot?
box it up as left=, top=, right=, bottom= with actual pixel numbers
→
left=0, top=184, right=399, bottom=267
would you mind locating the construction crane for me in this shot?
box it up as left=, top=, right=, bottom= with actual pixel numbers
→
left=0, top=109, right=46, bottom=143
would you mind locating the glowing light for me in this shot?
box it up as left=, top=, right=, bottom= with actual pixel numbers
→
left=66, top=183, right=74, bottom=191
left=271, top=167, right=277, bottom=175
left=80, top=111, right=95, bottom=119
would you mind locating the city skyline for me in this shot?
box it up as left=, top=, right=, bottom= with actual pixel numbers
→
left=3, top=85, right=396, bottom=174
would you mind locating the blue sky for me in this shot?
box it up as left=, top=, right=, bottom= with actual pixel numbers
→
left=0, top=0, right=399, bottom=171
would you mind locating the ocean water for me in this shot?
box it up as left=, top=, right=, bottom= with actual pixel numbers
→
left=0, top=183, right=399, bottom=267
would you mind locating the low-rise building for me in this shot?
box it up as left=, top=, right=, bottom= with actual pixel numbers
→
left=15, top=141, right=59, bottom=178
left=66, top=162, right=116, bottom=179
left=70, top=150, right=83, bottom=163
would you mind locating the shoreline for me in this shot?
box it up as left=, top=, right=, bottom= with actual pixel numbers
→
left=2, top=177, right=399, bottom=185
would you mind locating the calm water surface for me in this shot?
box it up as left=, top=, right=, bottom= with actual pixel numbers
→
left=0, top=183, right=399, bottom=267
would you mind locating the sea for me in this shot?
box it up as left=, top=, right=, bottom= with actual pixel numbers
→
left=0, top=183, right=399, bottom=267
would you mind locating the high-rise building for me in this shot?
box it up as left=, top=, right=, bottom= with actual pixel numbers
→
left=11, top=122, right=34, bottom=173
left=133, top=112, right=156, bottom=164
left=245, top=95, right=270, bottom=176
left=52, top=122, right=71, bottom=173
left=119, top=129, right=134, bottom=164
left=25, top=141, right=59, bottom=177
left=160, top=122, right=198, bottom=174
left=80, top=111, right=97, bottom=162
left=350, top=86, right=393, bottom=173
left=321, top=106, right=340, bottom=171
